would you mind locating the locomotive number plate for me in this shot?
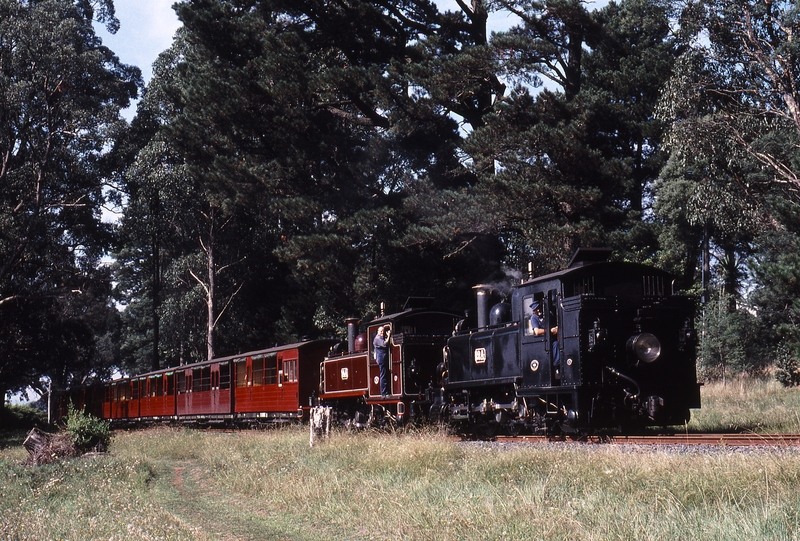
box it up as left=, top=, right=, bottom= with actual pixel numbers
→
left=474, top=348, right=487, bottom=364
left=340, top=367, right=349, bottom=381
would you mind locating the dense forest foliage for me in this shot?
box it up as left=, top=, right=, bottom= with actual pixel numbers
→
left=3, top=0, right=800, bottom=402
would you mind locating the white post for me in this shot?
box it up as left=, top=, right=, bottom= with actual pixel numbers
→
left=47, top=379, right=52, bottom=425
left=309, top=406, right=332, bottom=447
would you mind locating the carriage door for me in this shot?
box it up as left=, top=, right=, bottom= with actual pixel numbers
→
left=277, top=354, right=284, bottom=399
left=210, top=363, right=220, bottom=410
left=281, top=357, right=298, bottom=409
left=186, top=370, right=194, bottom=411
left=176, top=371, right=186, bottom=415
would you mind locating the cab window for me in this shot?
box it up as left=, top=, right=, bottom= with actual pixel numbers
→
left=523, top=294, right=544, bottom=337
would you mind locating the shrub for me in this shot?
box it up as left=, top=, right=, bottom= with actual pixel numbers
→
left=774, top=344, right=800, bottom=387
left=1, top=404, right=48, bottom=429
left=698, top=293, right=762, bottom=382
left=65, top=402, right=111, bottom=453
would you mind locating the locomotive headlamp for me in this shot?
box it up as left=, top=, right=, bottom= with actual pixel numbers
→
left=627, top=333, right=661, bottom=363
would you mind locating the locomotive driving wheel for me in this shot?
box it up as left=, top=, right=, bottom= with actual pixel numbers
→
left=473, top=421, right=500, bottom=440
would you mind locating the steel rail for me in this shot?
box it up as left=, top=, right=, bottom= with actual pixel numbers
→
left=479, top=434, right=800, bottom=446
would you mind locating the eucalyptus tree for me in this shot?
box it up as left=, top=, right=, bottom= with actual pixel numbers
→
left=116, top=22, right=285, bottom=365
left=699, top=0, right=800, bottom=198
left=655, top=0, right=799, bottom=294
left=749, top=202, right=800, bottom=381
left=688, top=0, right=800, bottom=368
left=700, top=0, right=800, bottom=309
left=651, top=0, right=800, bottom=376
left=0, top=0, right=140, bottom=398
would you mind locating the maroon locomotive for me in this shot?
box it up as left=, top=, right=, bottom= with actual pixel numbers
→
left=319, top=298, right=459, bottom=427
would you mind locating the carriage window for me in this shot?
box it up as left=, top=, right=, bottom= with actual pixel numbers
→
left=151, top=375, right=163, bottom=397
left=265, top=353, right=278, bottom=384
left=177, top=372, right=186, bottom=394
left=192, top=368, right=202, bottom=392
left=131, top=379, right=140, bottom=400
left=166, top=373, right=175, bottom=396
left=252, top=356, right=265, bottom=386
left=284, top=359, right=298, bottom=383
left=193, top=366, right=212, bottom=392
left=114, top=383, right=126, bottom=402
left=200, top=366, right=211, bottom=391
left=235, top=359, right=248, bottom=388
left=219, top=363, right=231, bottom=390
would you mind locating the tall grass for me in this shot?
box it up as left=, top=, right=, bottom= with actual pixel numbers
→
left=689, top=376, right=800, bottom=433
left=3, top=378, right=800, bottom=540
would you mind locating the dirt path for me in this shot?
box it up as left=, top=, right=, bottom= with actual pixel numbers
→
left=153, top=461, right=301, bottom=541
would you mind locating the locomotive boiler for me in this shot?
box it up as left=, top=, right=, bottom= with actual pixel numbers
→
left=434, top=248, right=701, bottom=437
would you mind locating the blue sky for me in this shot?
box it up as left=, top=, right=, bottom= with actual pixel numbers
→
left=95, top=0, right=181, bottom=85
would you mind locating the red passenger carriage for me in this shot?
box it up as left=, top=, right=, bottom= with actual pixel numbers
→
left=56, top=384, right=103, bottom=421
left=84, top=339, right=336, bottom=425
left=231, top=340, right=336, bottom=423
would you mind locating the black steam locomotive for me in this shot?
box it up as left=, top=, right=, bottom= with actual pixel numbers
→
left=433, top=248, right=700, bottom=437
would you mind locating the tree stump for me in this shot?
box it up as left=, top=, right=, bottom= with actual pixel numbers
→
left=22, top=427, right=77, bottom=465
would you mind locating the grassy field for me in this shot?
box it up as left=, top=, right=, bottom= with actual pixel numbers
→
left=3, top=378, right=800, bottom=541
left=688, top=377, right=800, bottom=434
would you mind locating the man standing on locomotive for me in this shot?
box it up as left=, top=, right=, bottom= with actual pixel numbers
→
left=530, top=301, right=560, bottom=376
left=374, top=325, right=392, bottom=396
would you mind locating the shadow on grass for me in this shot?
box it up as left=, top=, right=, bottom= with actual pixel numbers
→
left=0, top=429, right=30, bottom=449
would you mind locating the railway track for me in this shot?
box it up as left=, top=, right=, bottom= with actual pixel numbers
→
left=482, top=433, right=800, bottom=446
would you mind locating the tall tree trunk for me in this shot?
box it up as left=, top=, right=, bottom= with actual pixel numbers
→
left=150, top=233, right=161, bottom=371
left=564, top=25, right=583, bottom=101
left=206, top=215, right=216, bottom=361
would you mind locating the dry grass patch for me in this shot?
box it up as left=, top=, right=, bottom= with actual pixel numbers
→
left=689, top=377, right=800, bottom=433
left=106, top=427, right=800, bottom=541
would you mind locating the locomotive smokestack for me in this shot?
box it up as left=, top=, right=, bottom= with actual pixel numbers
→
left=346, top=318, right=360, bottom=353
left=473, top=285, right=492, bottom=329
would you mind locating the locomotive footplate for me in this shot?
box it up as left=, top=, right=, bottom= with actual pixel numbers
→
left=515, top=384, right=576, bottom=396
